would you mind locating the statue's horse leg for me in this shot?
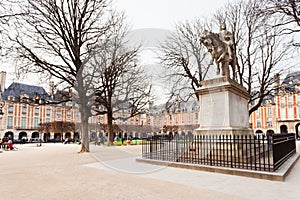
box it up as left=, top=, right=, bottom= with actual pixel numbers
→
left=221, top=60, right=230, bottom=78
left=229, top=58, right=236, bottom=80
left=231, top=63, right=235, bottom=80
left=214, top=58, right=220, bottom=75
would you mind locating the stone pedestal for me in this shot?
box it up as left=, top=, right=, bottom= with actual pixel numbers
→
left=194, top=76, right=253, bottom=136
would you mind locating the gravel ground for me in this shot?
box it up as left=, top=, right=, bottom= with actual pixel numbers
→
left=0, top=141, right=299, bottom=200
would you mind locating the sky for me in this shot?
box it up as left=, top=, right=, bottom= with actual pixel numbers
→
left=113, top=0, right=237, bottom=104
left=1, top=0, right=234, bottom=97
left=114, top=0, right=232, bottom=30
left=113, top=0, right=234, bottom=104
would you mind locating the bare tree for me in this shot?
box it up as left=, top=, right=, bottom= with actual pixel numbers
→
left=159, top=0, right=296, bottom=116
left=0, top=1, right=26, bottom=53
left=0, top=1, right=23, bottom=20
left=92, top=23, right=153, bottom=144
left=263, top=0, right=300, bottom=31
left=215, top=0, right=296, bottom=115
left=159, top=19, right=212, bottom=112
left=9, top=0, right=120, bottom=152
left=262, top=0, right=300, bottom=46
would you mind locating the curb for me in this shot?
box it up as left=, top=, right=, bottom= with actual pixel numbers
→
left=136, top=153, right=300, bottom=181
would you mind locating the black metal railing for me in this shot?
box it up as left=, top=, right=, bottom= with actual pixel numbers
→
left=272, top=133, right=296, bottom=170
left=141, top=133, right=296, bottom=172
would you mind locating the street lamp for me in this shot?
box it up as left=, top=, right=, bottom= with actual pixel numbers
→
left=0, top=100, right=5, bottom=115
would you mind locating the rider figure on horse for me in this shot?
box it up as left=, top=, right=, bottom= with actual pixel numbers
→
left=218, top=23, right=234, bottom=62
left=199, top=22, right=236, bottom=80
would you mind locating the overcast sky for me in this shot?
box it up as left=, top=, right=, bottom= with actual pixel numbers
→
left=1, top=0, right=234, bottom=91
left=113, top=0, right=235, bottom=103
left=114, top=0, right=232, bottom=30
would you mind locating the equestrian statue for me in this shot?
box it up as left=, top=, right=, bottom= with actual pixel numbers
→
left=200, top=23, right=236, bottom=80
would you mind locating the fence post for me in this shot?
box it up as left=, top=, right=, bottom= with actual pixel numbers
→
left=254, top=135, right=257, bottom=170
left=267, top=135, right=271, bottom=171
left=237, top=135, right=240, bottom=168
left=230, top=135, right=233, bottom=168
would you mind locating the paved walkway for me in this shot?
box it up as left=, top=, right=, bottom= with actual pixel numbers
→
left=0, top=141, right=299, bottom=200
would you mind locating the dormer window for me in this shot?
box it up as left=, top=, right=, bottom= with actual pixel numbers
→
left=20, top=94, right=29, bottom=103
left=8, top=96, right=15, bottom=101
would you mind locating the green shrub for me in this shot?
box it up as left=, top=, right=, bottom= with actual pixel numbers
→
left=113, top=141, right=123, bottom=146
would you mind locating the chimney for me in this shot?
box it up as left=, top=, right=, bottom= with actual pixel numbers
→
left=0, top=71, right=6, bottom=93
left=49, top=81, right=55, bottom=99
left=274, top=73, right=280, bottom=94
left=296, top=82, right=300, bottom=92
left=68, top=88, right=72, bottom=98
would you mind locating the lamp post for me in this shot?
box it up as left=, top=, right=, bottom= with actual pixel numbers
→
left=0, top=100, right=5, bottom=115
left=0, top=100, right=5, bottom=140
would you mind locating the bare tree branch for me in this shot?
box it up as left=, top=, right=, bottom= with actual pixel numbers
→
left=159, top=19, right=212, bottom=112
left=218, top=0, right=296, bottom=115
left=9, top=0, right=122, bottom=152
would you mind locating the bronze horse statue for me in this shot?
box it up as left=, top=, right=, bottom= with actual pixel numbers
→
left=200, top=30, right=236, bottom=80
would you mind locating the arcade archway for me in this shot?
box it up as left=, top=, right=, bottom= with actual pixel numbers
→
left=296, top=123, right=300, bottom=139
left=65, top=132, right=71, bottom=139
left=266, top=129, right=275, bottom=136
left=280, top=125, right=288, bottom=134
left=54, top=133, right=62, bottom=140
left=43, top=133, right=50, bottom=142
left=74, top=132, right=80, bottom=141
left=4, top=131, right=14, bottom=140
left=31, top=132, right=39, bottom=138
left=19, top=132, right=27, bottom=140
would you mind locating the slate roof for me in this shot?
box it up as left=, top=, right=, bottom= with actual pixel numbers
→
left=1, top=82, right=49, bottom=101
left=281, top=71, right=300, bottom=92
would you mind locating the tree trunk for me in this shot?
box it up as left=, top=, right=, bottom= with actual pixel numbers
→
left=107, top=110, right=114, bottom=145
left=79, top=115, right=90, bottom=153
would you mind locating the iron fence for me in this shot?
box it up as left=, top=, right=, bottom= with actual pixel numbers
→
left=141, top=133, right=296, bottom=172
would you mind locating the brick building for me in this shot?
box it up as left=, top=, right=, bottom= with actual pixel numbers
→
left=0, top=71, right=81, bottom=141
left=249, top=71, right=300, bottom=137
left=1, top=70, right=299, bottom=141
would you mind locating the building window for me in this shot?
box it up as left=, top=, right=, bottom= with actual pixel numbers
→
left=46, top=118, right=50, bottom=122
left=34, top=117, right=39, bottom=129
left=34, top=107, right=39, bottom=116
left=8, top=96, right=14, bottom=101
left=267, top=107, right=272, bottom=116
left=256, top=119, right=261, bottom=128
left=7, top=116, right=13, bottom=129
left=267, top=118, right=272, bottom=127
left=46, top=108, right=51, bottom=116
left=288, top=107, right=293, bottom=119
left=22, top=106, right=27, bottom=114
left=66, top=101, right=72, bottom=107
left=8, top=105, right=14, bottom=114
left=256, top=109, right=260, bottom=116
left=281, top=96, right=285, bottom=105
left=56, top=108, right=62, bottom=116
left=288, top=95, right=293, bottom=104
left=21, top=117, right=27, bottom=129
left=281, top=107, right=286, bottom=119
left=67, top=110, right=71, bottom=116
